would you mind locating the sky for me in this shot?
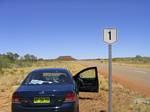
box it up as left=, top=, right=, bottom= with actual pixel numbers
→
left=0, top=0, right=150, bottom=59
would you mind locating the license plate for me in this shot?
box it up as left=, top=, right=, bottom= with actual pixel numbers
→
left=34, top=97, right=50, bottom=104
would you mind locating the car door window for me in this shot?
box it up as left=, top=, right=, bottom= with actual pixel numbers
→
left=80, top=69, right=96, bottom=78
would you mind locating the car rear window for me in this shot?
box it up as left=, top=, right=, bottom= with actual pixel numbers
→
left=23, top=72, right=71, bottom=85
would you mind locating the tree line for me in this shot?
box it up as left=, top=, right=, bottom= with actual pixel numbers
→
left=0, top=52, right=39, bottom=69
left=112, top=55, right=150, bottom=64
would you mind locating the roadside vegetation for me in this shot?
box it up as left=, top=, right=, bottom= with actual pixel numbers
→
left=100, top=55, right=150, bottom=65
left=100, top=55, right=150, bottom=68
left=112, top=55, right=150, bottom=64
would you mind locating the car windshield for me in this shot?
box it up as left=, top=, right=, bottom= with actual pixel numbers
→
left=23, top=72, right=71, bottom=85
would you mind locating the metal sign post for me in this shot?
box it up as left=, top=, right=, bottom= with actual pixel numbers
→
left=103, top=28, right=117, bottom=112
left=108, top=44, right=112, bottom=112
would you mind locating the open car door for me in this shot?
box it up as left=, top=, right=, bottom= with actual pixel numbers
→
left=73, top=67, right=99, bottom=92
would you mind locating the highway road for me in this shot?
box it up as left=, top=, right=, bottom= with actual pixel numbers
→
left=81, top=61, right=150, bottom=96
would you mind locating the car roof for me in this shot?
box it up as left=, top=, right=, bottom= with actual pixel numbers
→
left=31, top=68, right=69, bottom=73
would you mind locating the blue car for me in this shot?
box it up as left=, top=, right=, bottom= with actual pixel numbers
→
left=12, top=67, right=99, bottom=112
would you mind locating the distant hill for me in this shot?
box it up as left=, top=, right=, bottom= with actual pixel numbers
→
left=56, top=56, right=76, bottom=61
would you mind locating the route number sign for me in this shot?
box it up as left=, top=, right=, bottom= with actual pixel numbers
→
left=104, top=28, right=117, bottom=44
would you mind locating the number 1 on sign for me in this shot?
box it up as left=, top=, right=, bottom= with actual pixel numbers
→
left=108, top=31, right=111, bottom=40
